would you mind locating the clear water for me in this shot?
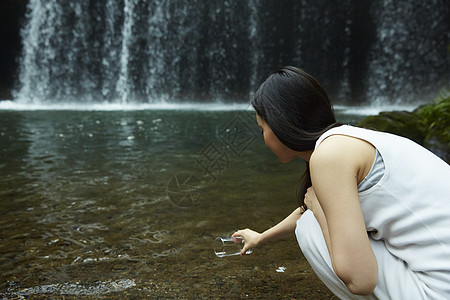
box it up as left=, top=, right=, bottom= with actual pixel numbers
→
left=0, top=109, right=361, bottom=298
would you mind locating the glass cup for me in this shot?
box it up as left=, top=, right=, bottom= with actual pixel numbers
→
left=214, top=236, right=253, bottom=258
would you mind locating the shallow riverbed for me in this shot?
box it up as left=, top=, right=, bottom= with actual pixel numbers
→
left=0, top=108, right=362, bottom=299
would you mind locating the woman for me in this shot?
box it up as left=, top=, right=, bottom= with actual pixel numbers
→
left=232, top=66, right=450, bottom=299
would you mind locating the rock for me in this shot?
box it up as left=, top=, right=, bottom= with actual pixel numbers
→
left=357, top=110, right=426, bottom=145
left=358, top=95, right=449, bottom=163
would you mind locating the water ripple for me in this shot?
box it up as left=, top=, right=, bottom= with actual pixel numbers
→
left=5, top=279, right=136, bottom=297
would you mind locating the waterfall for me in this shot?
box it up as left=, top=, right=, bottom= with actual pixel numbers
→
left=17, top=0, right=61, bottom=103
left=101, top=0, right=120, bottom=100
left=116, top=0, right=137, bottom=104
left=366, top=0, right=448, bottom=105
left=248, top=0, right=262, bottom=97
left=14, top=0, right=448, bottom=106
left=145, top=1, right=171, bottom=101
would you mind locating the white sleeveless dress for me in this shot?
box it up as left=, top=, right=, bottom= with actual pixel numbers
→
left=295, top=125, right=450, bottom=299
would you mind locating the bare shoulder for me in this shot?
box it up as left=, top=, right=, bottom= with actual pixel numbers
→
left=310, top=134, right=375, bottom=181
left=311, top=134, right=374, bottom=161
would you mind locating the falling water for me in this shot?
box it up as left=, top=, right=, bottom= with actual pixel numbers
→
left=366, top=0, right=449, bottom=105
left=116, top=0, right=137, bottom=104
left=17, top=0, right=59, bottom=102
left=13, top=0, right=449, bottom=106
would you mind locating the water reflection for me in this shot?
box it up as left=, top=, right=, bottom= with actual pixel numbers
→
left=0, top=110, right=361, bottom=298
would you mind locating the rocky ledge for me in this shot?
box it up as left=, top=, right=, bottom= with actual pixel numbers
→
left=357, top=95, right=449, bottom=163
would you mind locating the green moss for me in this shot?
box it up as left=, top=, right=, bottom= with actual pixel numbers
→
left=414, top=93, right=450, bottom=142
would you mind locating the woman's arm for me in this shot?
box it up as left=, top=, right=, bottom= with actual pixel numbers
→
left=232, top=207, right=303, bottom=255
left=309, top=135, right=378, bottom=296
left=304, top=187, right=331, bottom=251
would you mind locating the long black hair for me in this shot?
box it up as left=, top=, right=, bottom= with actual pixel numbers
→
left=251, top=66, right=341, bottom=209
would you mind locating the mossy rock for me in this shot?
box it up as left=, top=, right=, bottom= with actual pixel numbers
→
left=357, top=110, right=426, bottom=145
left=357, top=95, right=450, bottom=163
left=413, top=96, right=450, bottom=142
left=415, top=96, right=450, bottom=162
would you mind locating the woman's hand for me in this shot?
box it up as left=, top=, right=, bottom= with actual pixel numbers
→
left=231, top=207, right=303, bottom=256
left=304, top=187, right=321, bottom=214
left=231, top=229, right=262, bottom=255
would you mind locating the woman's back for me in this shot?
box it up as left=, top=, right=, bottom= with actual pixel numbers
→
left=316, top=125, right=450, bottom=298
